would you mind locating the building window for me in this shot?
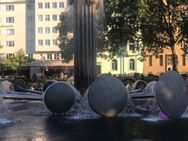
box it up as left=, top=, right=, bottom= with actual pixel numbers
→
left=59, top=2, right=64, bottom=8
left=167, top=55, right=173, bottom=65
left=45, top=2, right=50, bottom=8
left=6, top=17, right=14, bottom=23
left=54, top=53, right=60, bottom=60
left=28, top=54, right=33, bottom=59
left=112, top=59, right=118, bottom=70
left=52, top=15, right=57, bottom=21
left=38, top=3, right=43, bottom=9
left=27, top=4, right=33, bottom=10
left=6, top=54, right=14, bottom=59
left=182, top=54, right=186, bottom=66
left=53, top=40, right=58, bottom=45
left=38, top=15, right=43, bottom=21
left=149, top=55, right=152, bottom=66
left=6, top=5, right=14, bottom=11
left=38, top=40, right=43, bottom=46
left=6, top=41, right=15, bottom=47
left=38, top=27, right=43, bottom=34
left=6, top=29, right=14, bottom=35
left=159, top=55, right=163, bottom=66
left=45, top=40, right=50, bottom=46
left=45, top=27, right=50, bottom=33
left=27, top=16, right=33, bottom=22
left=45, top=15, right=50, bottom=21
left=52, top=27, right=57, bottom=33
left=129, top=59, right=135, bottom=70
left=52, top=2, right=57, bottom=8
left=47, top=53, right=52, bottom=60
left=128, top=40, right=135, bottom=53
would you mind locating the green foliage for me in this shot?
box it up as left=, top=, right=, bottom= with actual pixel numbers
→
left=3, top=49, right=30, bottom=74
left=103, top=0, right=140, bottom=56
left=138, top=0, right=188, bottom=70
left=56, top=7, right=74, bottom=62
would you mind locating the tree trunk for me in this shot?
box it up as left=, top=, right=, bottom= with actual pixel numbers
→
left=170, top=45, right=178, bottom=72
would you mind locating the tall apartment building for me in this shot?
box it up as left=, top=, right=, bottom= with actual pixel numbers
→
left=0, top=0, right=67, bottom=61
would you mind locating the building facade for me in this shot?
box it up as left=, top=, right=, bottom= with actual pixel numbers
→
left=0, top=0, right=67, bottom=61
left=144, top=43, right=188, bottom=75
left=97, top=41, right=144, bottom=76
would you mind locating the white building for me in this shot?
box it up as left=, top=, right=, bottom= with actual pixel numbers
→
left=0, top=0, right=67, bottom=60
left=97, top=40, right=144, bottom=75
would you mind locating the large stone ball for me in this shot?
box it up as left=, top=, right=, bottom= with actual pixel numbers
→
left=87, top=76, right=128, bottom=118
left=43, top=82, right=75, bottom=114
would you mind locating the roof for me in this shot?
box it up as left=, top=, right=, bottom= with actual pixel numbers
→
left=24, top=60, right=74, bottom=67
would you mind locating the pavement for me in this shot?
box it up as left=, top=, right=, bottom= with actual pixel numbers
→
left=0, top=99, right=188, bottom=141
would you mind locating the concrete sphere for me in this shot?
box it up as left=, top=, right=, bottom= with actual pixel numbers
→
left=88, top=76, right=128, bottom=118
left=43, top=82, right=75, bottom=114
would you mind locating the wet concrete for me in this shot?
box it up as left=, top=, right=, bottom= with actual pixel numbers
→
left=0, top=100, right=188, bottom=141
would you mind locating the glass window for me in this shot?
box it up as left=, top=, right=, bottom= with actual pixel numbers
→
left=112, top=59, right=118, bottom=70
left=149, top=55, right=152, bottom=66
left=45, top=27, right=50, bottom=33
left=38, top=27, right=43, bottom=34
left=167, top=55, right=173, bottom=65
left=47, top=53, right=52, bottom=60
left=6, top=41, right=15, bottom=47
left=6, top=54, right=14, bottom=59
left=45, top=2, right=50, bottom=8
left=27, top=4, right=33, bottom=10
left=6, top=17, right=14, bottom=23
left=28, top=54, right=33, bottom=59
left=159, top=55, right=163, bottom=66
left=38, top=15, right=43, bottom=21
left=52, top=15, right=57, bottom=21
left=6, top=5, right=14, bottom=11
left=128, top=40, right=135, bottom=53
left=38, top=3, right=43, bottom=9
left=182, top=54, right=186, bottom=66
left=38, top=40, right=43, bottom=46
left=27, top=16, right=33, bottom=22
left=45, top=15, right=50, bottom=21
left=129, top=59, right=135, bottom=70
left=52, top=39, right=58, bottom=45
left=52, top=2, right=57, bottom=8
left=52, top=27, right=57, bottom=33
left=45, top=40, right=50, bottom=46
left=54, top=53, right=60, bottom=60
left=59, top=2, right=64, bottom=8
left=6, top=29, right=14, bottom=35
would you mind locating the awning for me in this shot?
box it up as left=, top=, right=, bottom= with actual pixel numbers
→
left=24, top=60, right=74, bottom=67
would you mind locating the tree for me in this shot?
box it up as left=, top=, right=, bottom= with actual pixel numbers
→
left=102, top=0, right=188, bottom=71
left=139, top=0, right=188, bottom=71
left=56, top=7, right=74, bottom=62
left=102, top=0, right=140, bottom=57
left=3, top=49, right=30, bottom=75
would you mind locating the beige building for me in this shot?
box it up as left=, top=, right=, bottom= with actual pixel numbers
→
left=97, top=41, right=144, bottom=75
left=0, top=0, right=67, bottom=61
left=0, top=0, right=26, bottom=60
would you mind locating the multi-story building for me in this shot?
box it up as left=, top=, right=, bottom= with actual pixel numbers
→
left=0, top=0, right=67, bottom=61
left=0, top=0, right=26, bottom=60
left=144, top=43, right=188, bottom=75
left=97, top=40, right=144, bottom=76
